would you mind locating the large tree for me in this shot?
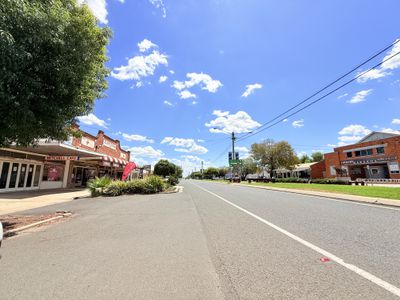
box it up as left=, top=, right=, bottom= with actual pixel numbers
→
left=250, top=139, right=298, bottom=175
left=311, top=151, right=324, bottom=162
left=0, top=0, right=111, bottom=146
left=153, top=160, right=181, bottom=178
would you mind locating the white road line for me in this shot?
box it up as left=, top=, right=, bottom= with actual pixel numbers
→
left=191, top=182, right=400, bottom=298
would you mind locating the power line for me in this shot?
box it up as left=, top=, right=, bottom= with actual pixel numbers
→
left=238, top=47, right=400, bottom=142
left=237, top=39, right=400, bottom=142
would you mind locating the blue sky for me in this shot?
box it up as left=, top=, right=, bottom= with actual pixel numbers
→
left=77, top=0, right=400, bottom=174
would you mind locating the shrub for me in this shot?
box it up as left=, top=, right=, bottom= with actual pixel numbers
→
left=310, top=178, right=349, bottom=185
left=274, top=177, right=309, bottom=183
left=143, top=176, right=165, bottom=194
left=125, top=180, right=146, bottom=194
left=104, top=181, right=127, bottom=197
left=167, top=175, right=179, bottom=186
left=87, top=176, right=112, bottom=197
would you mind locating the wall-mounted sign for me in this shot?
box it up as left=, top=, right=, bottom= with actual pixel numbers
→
left=81, top=136, right=95, bottom=148
left=45, top=156, right=78, bottom=161
left=342, top=156, right=397, bottom=165
left=103, top=139, right=117, bottom=150
left=388, top=162, right=399, bottom=172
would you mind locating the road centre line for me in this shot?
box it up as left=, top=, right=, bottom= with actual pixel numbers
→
left=191, top=182, right=400, bottom=298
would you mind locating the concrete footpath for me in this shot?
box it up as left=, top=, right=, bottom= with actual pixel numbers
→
left=233, top=183, right=400, bottom=207
left=0, top=189, right=90, bottom=215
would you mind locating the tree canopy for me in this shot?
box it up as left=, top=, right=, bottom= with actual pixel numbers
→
left=153, top=160, right=182, bottom=178
left=250, top=139, right=298, bottom=174
left=0, top=0, right=111, bottom=146
left=311, top=151, right=324, bottom=162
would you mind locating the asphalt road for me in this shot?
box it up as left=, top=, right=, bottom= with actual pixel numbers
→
left=1, top=180, right=400, bottom=299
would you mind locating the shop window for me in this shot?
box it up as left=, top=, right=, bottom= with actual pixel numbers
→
left=18, top=164, right=27, bottom=188
left=26, top=165, right=34, bottom=187
left=346, top=152, right=352, bottom=158
left=376, top=147, right=385, bottom=154
left=43, top=164, right=64, bottom=181
left=0, top=162, right=10, bottom=189
left=9, top=163, right=19, bottom=188
left=33, top=165, right=41, bottom=186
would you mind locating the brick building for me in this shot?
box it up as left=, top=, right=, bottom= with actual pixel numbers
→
left=311, top=132, right=400, bottom=180
left=0, top=125, right=131, bottom=192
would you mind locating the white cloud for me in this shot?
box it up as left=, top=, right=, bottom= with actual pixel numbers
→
left=356, top=39, right=400, bottom=83
left=148, top=0, right=167, bottom=18
left=292, top=119, right=304, bottom=128
left=77, top=0, right=108, bottom=24
left=282, top=118, right=288, bottom=122
left=159, top=75, right=168, bottom=83
left=161, top=137, right=208, bottom=155
left=347, top=89, right=372, bottom=104
left=381, top=128, right=400, bottom=134
left=163, top=100, right=174, bottom=107
left=127, top=146, right=164, bottom=158
left=205, top=110, right=261, bottom=134
left=77, top=113, right=108, bottom=128
left=337, top=135, right=362, bottom=143
left=241, top=83, right=263, bottom=98
left=111, top=43, right=168, bottom=82
left=170, top=156, right=213, bottom=177
left=338, top=125, right=371, bottom=136
left=169, top=70, right=175, bottom=74
left=392, top=118, right=400, bottom=125
left=172, top=73, right=222, bottom=96
left=178, top=90, right=197, bottom=99
left=122, top=133, right=154, bottom=143
left=235, top=146, right=250, bottom=158
left=337, top=93, right=348, bottom=99
left=197, top=139, right=205, bottom=143
left=138, top=39, right=158, bottom=53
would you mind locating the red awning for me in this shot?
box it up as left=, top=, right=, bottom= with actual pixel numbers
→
left=102, top=156, right=128, bottom=166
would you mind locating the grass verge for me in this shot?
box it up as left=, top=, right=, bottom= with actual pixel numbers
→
left=242, top=182, right=400, bottom=200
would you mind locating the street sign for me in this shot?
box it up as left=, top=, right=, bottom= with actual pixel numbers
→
left=229, top=159, right=243, bottom=166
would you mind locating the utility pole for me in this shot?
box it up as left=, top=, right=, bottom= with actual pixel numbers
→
left=201, top=161, right=204, bottom=179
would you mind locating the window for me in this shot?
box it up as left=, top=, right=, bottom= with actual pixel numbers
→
left=376, top=147, right=385, bottom=154
left=330, top=166, right=337, bottom=176
left=9, top=163, right=19, bottom=188
left=43, top=164, right=64, bottom=181
left=355, top=149, right=373, bottom=157
left=0, top=162, right=10, bottom=189
left=33, top=165, right=41, bottom=186
left=371, top=168, right=379, bottom=175
left=346, top=152, right=352, bottom=158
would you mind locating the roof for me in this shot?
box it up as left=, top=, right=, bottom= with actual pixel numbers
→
left=357, top=131, right=400, bottom=143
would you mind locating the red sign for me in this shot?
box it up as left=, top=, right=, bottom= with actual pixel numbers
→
left=122, top=162, right=137, bottom=181
left=45, top=156, right=78, bottom=161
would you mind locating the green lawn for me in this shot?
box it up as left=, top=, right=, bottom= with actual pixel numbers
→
left=242, top=182, right=400, bottom=200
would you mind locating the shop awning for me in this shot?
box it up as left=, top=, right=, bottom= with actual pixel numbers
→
left=102, top=156, right=128, bottom=166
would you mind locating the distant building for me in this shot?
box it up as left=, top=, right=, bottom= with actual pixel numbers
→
left=0, top=125, right=133, bottom=193
left=311, top=132, right=400, bottom=180
left=274, top=163, right=316, bottom=179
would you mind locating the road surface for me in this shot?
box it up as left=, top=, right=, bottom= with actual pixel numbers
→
left=1, top=180, right=400, bottom=299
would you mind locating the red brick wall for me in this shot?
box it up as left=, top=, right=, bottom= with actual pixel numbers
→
left=95, top=131, right=130, bottom=161
left=323, top=152, right=341, bottom=178
left=70, top=125, right=130, bottom=161
left=310, top=160, right=326, bottom=179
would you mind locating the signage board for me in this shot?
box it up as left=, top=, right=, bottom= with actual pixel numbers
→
left=103, top=138, right=117, bottom=150
left=45, top=156, right=78, bottom=161
left=229, top=159, right=243, bottom=167
left=341, top=156, right=397, bottom=165
left=81, top=137, right=95, bottom=148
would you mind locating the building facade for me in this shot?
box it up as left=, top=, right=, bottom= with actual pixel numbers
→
left=311, top=132, right=400, bottom=181
left=0, top=126, right=131, bottom=193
